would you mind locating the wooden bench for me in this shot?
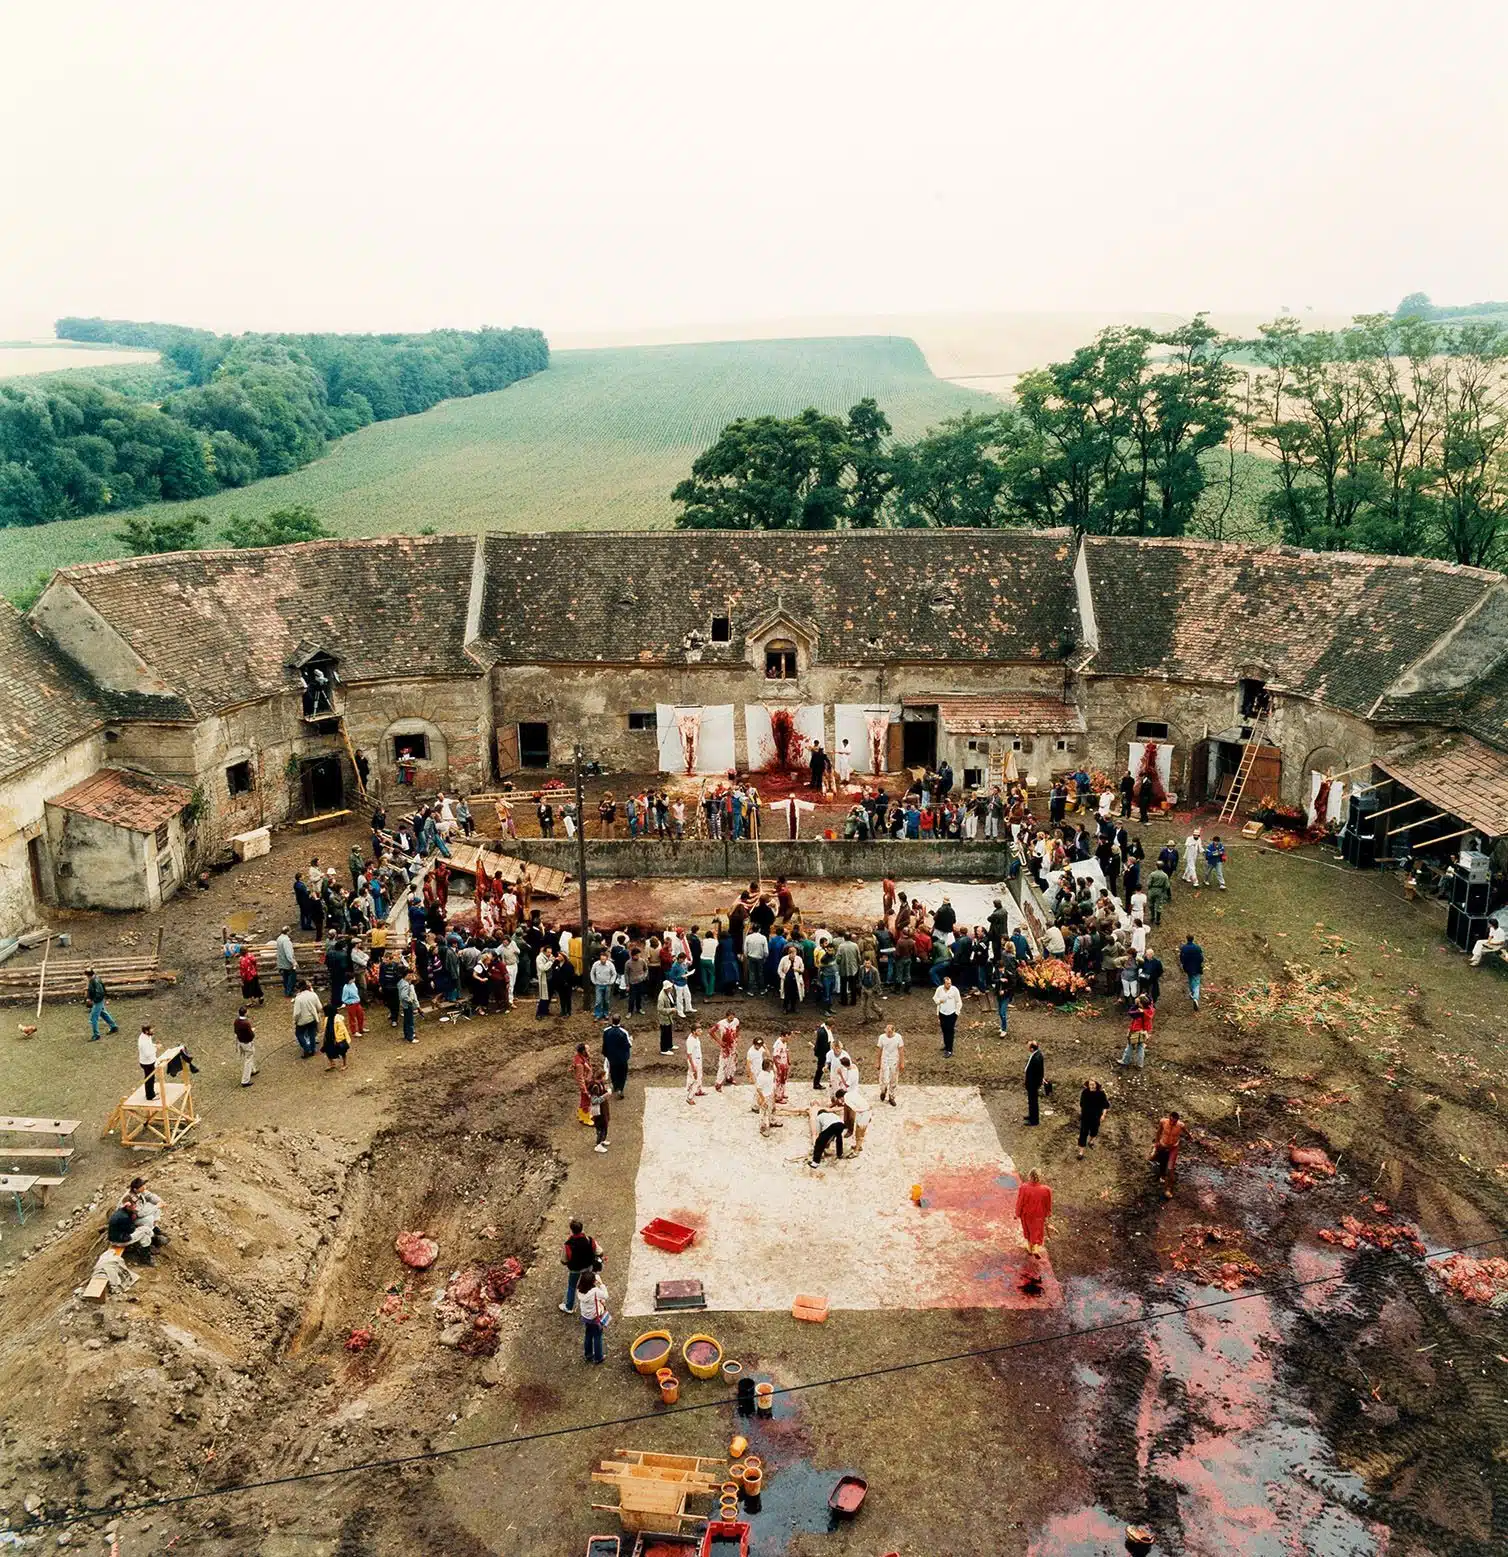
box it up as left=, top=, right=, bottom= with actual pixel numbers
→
left=295, top=810, right=353, bottom=832
left=0, top=1146, right=74, bottom=1175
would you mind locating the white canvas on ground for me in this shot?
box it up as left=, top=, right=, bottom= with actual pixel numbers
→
left=624, top=1084, right=1060, bottom=1315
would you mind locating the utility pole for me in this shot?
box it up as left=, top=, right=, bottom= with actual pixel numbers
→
left=573, top=743, right=590, bottom=943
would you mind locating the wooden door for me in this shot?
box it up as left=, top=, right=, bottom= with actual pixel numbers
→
left=496, top=725, right=520, bottom=776
left=886, top=721, right=904, bottom=774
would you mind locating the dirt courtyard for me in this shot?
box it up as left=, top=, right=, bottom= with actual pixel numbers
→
left=1, top=816, right=1506, bottom=1556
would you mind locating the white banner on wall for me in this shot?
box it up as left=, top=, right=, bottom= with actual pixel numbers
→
left=1309, top=769, right=1346, bottom=826
left=655, top=705, right=735, bottom=775
left=1127, top=739, right=1174, bottom=797
left=833, top=704, right=902, bottom=775
left=744, top=704, right=825, bottom=773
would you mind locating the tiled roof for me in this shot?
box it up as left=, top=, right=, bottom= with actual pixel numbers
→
left=1459, top=657, right=1508, bottom=751
left=47, top=767, right=193, bottom=832
left=935, top=695, right=1086, bottom=733
left=0, top=600, right=105, bottom=782
left=54, top=535, right=482, bottom=716
left=1080, top=538, right=1501, bottom=718
left=478, top=530, right=1081, bottom=665
left=1376, top=735, right=1508, bottom=839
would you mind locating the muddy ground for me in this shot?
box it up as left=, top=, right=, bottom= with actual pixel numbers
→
left=1, top=817, right=1506, bottom=1556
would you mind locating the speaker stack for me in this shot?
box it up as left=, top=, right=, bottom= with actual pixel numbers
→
left=1446, top=861, right=1492, bottom=949
left=1341, top=792, right=1379, bottom=868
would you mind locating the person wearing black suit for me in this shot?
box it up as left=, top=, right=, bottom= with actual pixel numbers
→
left=1024, top=1040, right=1046, bottom=1126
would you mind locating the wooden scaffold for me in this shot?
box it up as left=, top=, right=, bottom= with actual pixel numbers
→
left=103, top=1045, right=199, bottom=1151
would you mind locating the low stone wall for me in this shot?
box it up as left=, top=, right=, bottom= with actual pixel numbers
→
left=494, top=838, right=1012, bottom=881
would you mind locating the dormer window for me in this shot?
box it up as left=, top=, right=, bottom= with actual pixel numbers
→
left=711, top=613, right=731, bottom=643
left=765, top=640, right=798, bottom=679
left=292, top=648, right=342, bottom=719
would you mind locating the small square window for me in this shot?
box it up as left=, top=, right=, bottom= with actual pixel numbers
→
left=963, top=767, right=984, bottom=788
left=1135, top=721, right=1169, bottom=740
left=395, top=733, right=429, bottom=761
left=764, top=641, right=798, bottom=679
left=1011, top=739, right=1023, bottom=752
left=628, top=710, right=657, bottom=731
left=226, top=760, right=254, bottom=796
left=710, top=614, right=731, bottom=643
left=1056, top=738, right=1069, bottom=752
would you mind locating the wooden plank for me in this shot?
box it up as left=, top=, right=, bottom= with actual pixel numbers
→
left=0, top=1147, right=74, bottom=1161
left=294, top=810, right=352, bottom=832
left=83, top=1276, right=109, bottom=1302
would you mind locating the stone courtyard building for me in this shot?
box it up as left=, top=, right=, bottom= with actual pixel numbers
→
left=1, top=528, right=1505, bottom=933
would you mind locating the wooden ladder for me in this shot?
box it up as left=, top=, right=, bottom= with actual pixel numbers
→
left=336, top=714, right=367, bottom=801
left=1218, top=715, right=1268, bottom=824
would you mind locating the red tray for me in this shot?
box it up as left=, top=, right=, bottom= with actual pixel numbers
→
left=641, top=1218, right=696, bottom=1253
left=698, top=1522, right=749, bottom=1557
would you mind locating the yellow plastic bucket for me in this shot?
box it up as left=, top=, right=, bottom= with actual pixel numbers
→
left=682, top=1333, right=723, bottom=1380
left=630, top=1330, right=673, bottom=1375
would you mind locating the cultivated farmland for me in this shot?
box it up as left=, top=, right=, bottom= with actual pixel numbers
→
left=0, top=337, right=996, bottom=598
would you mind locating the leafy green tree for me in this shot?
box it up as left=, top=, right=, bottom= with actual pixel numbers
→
left=115, top=510, right=206, bottom=555
left=1434, top=324, right=1508, bottom=566
left=1394, top=292, right=1434, bottom=321
left=843, top=399, right=894, bottom=527
left=673, top=403, right=890, bottom=530
left=221, top=504, right=331, bottom=549
left=891, top=412, right=1018, bottom=527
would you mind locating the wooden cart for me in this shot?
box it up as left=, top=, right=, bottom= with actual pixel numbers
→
left=591, top=1450, right=723, bottom=1535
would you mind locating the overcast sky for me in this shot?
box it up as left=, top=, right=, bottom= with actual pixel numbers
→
left=2, top=0, right=1505, bottom=339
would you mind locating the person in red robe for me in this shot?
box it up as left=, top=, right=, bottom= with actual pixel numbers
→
left=1015, top=1168, right=1052, bottom=1257
left=571, top=1043, right=595, bottom=1126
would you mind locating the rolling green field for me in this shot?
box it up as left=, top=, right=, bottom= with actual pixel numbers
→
left=0, top=337, right=998, bottom=599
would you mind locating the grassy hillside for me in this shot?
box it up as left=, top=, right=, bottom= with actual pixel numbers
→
left=0, top=337, right=997, bottom=598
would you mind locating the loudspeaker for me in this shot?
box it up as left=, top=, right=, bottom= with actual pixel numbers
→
left=1449, top=871, right=1490, bottom=914
left=1343, top=793, right=1379, bottom=869
left=1448, top=905, right=1490, bottom=951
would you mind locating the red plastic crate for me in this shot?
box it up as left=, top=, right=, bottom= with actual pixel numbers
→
left=640, top=1217, right=697, bottom=1253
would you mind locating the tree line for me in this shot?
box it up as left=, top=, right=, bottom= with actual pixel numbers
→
left=0, top=321, right=548, bottom=528
left=672, top=314, right=1508, bottom=568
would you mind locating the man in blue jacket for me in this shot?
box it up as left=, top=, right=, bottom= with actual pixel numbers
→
left=1179, top=934, right=1204, bottom=1011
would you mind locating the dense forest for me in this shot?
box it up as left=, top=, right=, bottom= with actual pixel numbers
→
left=674, top=314, right=1508, bottom=568
left=0, top=321, right=548, bottom=527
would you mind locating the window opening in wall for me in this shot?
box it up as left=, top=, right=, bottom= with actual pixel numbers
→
left=764, top=639, right=798, bottom=679
left=394, top=732, right=430, bottom=762
left=1011, top=738, right=1023, bottom=751
left=518, top=722, right=550, bottom=768
left=298, top=659, right=340, bottom=717
left=226, top=761, right=254, bottom=796
left=1239, top=678, right=1270, bottom=718
left=963, top=767, right=984, bottom=789
left=710, top=614, right=731, bottom=643
left=628, top=710, right=657, bottom=731
left=1135, top=721, right=1169, bottom=740
left=1056, top=738, right=1070, bottom=752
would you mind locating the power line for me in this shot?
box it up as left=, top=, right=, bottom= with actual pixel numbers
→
left=26, top=1230, right=1506, bottom=1534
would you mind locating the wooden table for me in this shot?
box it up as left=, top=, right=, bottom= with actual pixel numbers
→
left=0, top=1116, right=80, bottom=1143
left=0, top=1173, right=40, bottom=1223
